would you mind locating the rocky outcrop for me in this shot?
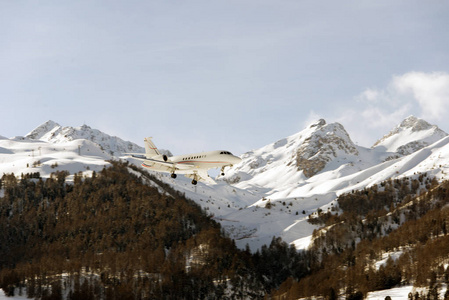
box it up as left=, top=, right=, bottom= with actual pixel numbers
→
left=294, top=120, right=358, bottom=177
left=372, top=116, right=447, bottom=155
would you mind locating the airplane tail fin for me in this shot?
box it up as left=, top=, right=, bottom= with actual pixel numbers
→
left=144, top=137, right=160, bottom=158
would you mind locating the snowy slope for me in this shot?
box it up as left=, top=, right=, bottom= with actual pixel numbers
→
left=2, top=117, right=449, bottom=252
left=0, top=136, right=112, bottom=179
left=222, top=119, right=391, bottom=196
left=209, top=117, right=449, bottom=250
left=372, top=115, right=447, bottom=155
left=26, top=120, right=145, bottom=156
left=1, top=121, right=148, bottom=180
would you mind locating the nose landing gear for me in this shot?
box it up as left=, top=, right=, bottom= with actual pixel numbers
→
left=221, top=165, right=233, bottom=176
left=220, top=166, right=226, bottom=176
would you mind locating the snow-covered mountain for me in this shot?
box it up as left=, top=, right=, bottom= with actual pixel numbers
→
left=372, top=115, right=447, bottom=155
left=226, top=119, right=359, bottom=182
left=0, top=137, right=110, bottom=179
left=26, top=120, right=144, bottom=156
left=222, top=118, right=390, bottom=193
left=0, top=121, right=148, bottom=180
left=224, top=116, right=448, bottom=192
left=3, top=118, right=449, bottom=299
left=2, top=116, right=449, bottom=252
left=214, top=116, right=449, bottom=249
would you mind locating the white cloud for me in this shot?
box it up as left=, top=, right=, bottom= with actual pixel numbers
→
left=357, top=88, right=383, bottom=103
left=360, top=104, right=412, bottom=130
left=357, top=71, right=449, bottom=122
left=391, top=71, right=449, bottom=121
left=349, top=71, right=449, bottom=142
left=334, top=106, right=410, bottom=147
left=339, top=71, right=449, bottom=147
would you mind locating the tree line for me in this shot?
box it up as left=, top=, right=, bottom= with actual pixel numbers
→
left=271, top=174, right=449, bottom=299
left=3, top=161, right=448, bottom=299
left=0, top=161, right=309, bottom=299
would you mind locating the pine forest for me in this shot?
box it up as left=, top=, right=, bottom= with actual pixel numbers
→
left=1, top=162, right=449, bottom=299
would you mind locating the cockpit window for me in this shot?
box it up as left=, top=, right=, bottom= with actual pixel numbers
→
left=220, top=151, right=233, bottom=155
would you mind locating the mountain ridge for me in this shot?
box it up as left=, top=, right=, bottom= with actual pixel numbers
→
left=216, top=115, right=449, bottom=250
left=2, top=116, right=449, bottom=252
left=25, top=120, right=144, bottom=156
left=2, top=117, right=449, bottom=299
left=223, top=118, right=380, bottom=190
left=372, top=115, right=448, bottom=155
left=225, top=115, right=447, bottom=188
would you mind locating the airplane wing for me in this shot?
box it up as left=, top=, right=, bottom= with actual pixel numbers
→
left=124, top=153, right=146, bottom=160
left=185, top=170, right=216, bottom=185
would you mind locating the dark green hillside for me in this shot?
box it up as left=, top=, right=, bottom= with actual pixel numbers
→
left=0, top=162, right=306, bottom=299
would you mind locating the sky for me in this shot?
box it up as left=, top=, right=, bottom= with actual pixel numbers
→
left=1, top=0, right=449, bottom=155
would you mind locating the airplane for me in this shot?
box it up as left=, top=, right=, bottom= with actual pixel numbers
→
left=127, top=137, right=242, bottom=185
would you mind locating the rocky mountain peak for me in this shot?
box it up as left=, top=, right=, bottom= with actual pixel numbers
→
left=294, top=120, right=359, bottom=177
left=309, top=118, right=326, bottom=128
left=399, top=115, right=432, bottom=132
left=372, top=116, right=447, bottom=155
left=25, top=121, right=144, bottom=156
left=224, top=119, right=360, bottom=186
left=26, top=120, right=61, bottom=140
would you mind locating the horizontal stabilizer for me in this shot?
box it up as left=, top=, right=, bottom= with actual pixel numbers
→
left=124, top=154, right=147, bottom=161
left=124, top=153, right=146, bottom=156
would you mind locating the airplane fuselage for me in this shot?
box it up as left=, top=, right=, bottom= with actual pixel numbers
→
left=128, top=137, right=241, bottom=185
left=141, top=150, right=241, bottom=174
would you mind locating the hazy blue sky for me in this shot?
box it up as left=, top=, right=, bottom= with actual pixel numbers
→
left=1, top=1, right=449, bottom=154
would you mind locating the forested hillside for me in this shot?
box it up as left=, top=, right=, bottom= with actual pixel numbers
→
left=2, top=162, right=449, bottom=299
left=271, top=175, right=449, bottom=299
left=0, top=162, right=307, bottom=299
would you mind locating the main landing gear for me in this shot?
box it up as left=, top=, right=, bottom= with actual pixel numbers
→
left=191, top=173, right=199, bottom=185
left=170, top=172, right=197, bottom=185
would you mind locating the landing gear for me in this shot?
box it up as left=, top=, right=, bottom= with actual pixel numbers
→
left=221, top=164, right=234, bottom=176
left=191, top=173, right=199, bottom=185
left=221, top=166, right=226, bottom=176
left=171, top=173, right=177, bottom=179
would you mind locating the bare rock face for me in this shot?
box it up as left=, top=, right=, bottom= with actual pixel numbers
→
left=294, top=120, right=358, bottom=177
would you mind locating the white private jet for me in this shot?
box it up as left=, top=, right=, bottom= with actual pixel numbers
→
left=128, top=137, right=242, bottom=185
